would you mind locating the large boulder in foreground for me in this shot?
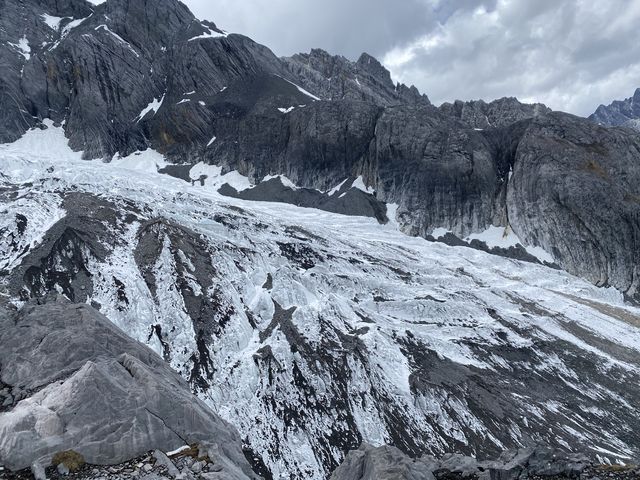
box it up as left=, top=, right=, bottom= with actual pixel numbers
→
left=330, top=444, right=436, bottom=480
left=0, top=297, right=259, bottom=479
left=330, top=444, right=595, bottom=480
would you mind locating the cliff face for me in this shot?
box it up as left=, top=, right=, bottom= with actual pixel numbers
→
left=281, top=49, right=429, bottom=107
left=439, top=97, right=551, bottom=129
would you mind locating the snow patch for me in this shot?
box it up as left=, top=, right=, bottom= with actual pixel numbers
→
left=188, top=163, right=252, bottom=191
left=352, top=176, right=374, bottom=194
left=263, top=175, right=298, bottom=190
left=0, top=119, right=83, bottom=164
left=111, top=149, right=168, bottom=173
left=466, top=225, right=554, bottom=263
left=327, top=178, right=349, bottom=196
left=166, top=445, right=191, bottom=457
left=41, top=14, right=67, bottom=31
left=275, top=75, right=321, bottom=101
left=278, top=107, right=295, bottom=114
left=9, top=36, right=31, bottom=60
left=188, top=26, right=228, bottom=42
left=61, top=16, right=90, bottom=38
left=385, top=203, right=399, bottom=229
left=431, top=227, right=451, bottom=239
left=135, top=95, right=165, bottom=123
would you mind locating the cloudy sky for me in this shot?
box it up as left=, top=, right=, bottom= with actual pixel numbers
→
left=180, top=0, right=640, bottom=116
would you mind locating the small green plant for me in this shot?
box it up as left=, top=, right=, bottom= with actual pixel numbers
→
left=52, top=450, right=85, bottom=472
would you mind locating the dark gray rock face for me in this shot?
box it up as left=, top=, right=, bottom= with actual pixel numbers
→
left=439, top=97, right=551, bottom=129
left=507, top=112, right=640, bottom=300
left=331, top=445, right=594, bottom=480
left=0, top=0, right=93, bottom=142
left=4, top=192, right=131, bottom=303
left=330, top=445, right=436, bottom=480
left=371, top=106, right=505, bottom=237
left=0, top=297, right=259, bottom=479
left=282, top=49, right=429, bottom=107
left=1, top=0, right=290, bottom=158
left=590, top=88, right=640, bottom=130
left=219, top=177, right=389, bottom=223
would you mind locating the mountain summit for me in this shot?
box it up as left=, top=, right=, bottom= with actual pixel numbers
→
left=590, top=88, right=640, bottom=131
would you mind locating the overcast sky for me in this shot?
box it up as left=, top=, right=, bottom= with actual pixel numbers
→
left=177, top=0, right=640, bottom=116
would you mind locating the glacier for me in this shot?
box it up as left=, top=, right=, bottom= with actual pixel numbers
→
left=1, top=123, right=639, bottom=479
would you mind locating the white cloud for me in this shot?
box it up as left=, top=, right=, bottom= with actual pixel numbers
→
left=382, top=0, right=640, bottom=115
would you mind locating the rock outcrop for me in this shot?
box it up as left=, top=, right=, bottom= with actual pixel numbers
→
left=0, top=296, right=259, bottom=479
left=439, top=97, right=551, bottom=129
left=507, top=112, right=640, bottom=301
left=590, top=88, right=640, bottom=131
left=282, top=49, right=429, bottom=107
left=330, top=444, right=635, bottom=480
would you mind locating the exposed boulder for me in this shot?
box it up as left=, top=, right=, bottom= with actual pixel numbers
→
left=331, top=444, right=595, bottom=480
left=0, top=296, right=259, bottom=479
left=330, top=444, right=436, bottom=480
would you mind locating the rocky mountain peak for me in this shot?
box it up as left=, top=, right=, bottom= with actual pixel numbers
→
left=439, top=96, right=551, bottom=129
left=589, top=87, right=640, bottom=130
left=356, top=52, right=392, bottom=82
left=96, top=0, right=197, bottom=45
left=282, top=48, right=430, bottom=106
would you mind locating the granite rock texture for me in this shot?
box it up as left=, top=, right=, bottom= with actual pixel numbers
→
left=0, top=297, right=259, bottom=479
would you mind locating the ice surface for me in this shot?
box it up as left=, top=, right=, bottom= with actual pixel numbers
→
left=2, top=122, right=640, bottom=479
left=135, top=95, right=165, bottom=122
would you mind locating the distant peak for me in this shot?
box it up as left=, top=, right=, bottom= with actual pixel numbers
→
left=356, top=52, right=379, bottom=66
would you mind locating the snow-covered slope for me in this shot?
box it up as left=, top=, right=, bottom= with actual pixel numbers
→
left=1, top=125, right=640, bottom=479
